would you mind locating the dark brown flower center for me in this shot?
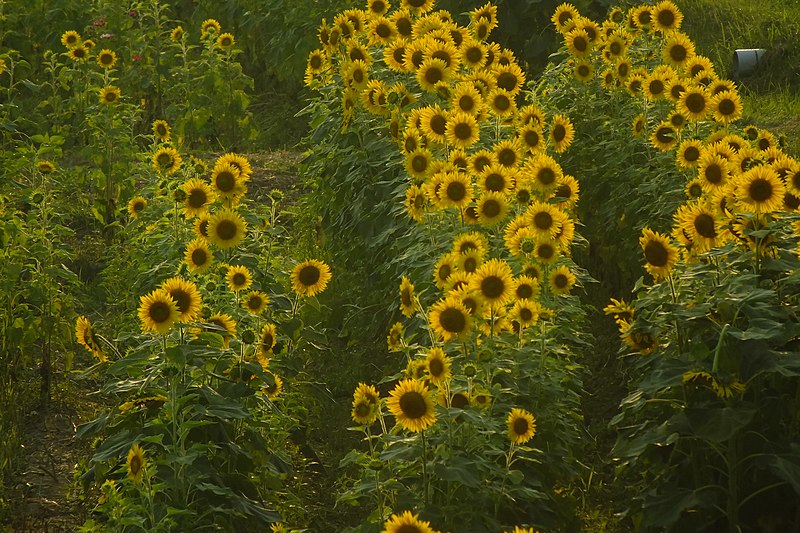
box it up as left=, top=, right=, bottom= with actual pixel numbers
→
left=299, top=265, right=321, bottom=286
left=644, top=241, right=669, bottom=267
left=399, top=391, right=427, bottom=418
left=215, top=220, right=237, bottom=241
left=439, top=307, right=466, bottom=332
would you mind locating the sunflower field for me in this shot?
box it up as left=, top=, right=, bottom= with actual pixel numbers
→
left=2, top=0, right=800, bottom=531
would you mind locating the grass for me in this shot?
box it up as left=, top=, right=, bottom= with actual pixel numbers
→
left=676, top=0, right=800, bottom=153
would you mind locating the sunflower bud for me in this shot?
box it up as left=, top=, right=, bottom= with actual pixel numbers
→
left=241, top=330, right=256, bottom=344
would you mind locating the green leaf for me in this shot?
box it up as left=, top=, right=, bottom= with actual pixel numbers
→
left=682, top=405, right=757, bottom=443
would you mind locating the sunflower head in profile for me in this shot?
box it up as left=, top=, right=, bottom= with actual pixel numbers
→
left=170, top=25, right=184, bottom=42
left=160, top=277, right=203, bottom=323
left=76, top=315, right=107, bottom=362
left=387, top=379, right=437, bottom=433
left=640, top=228, right=678, bottom=280
left=126, top=443, right=146, bottom=483
left=381, top=510, right=437, bottom=533
left=35, top=160, right=56, bottom=174
left=291, top=259, right=332, bottom=297
left=507, top=407, right=536, bottom=444
left=387, top=321, right=404, bottom=352
left=138, top=288, right=179, bottom=334
left=399, top=275, right=417, bottom=318
left=207, top=208, right=247, bottom=249
left=99, top=85, right=121, bottom=105
left=261, top=372, right=283, bottom=400
left=152, top=146, right=182, bottom=175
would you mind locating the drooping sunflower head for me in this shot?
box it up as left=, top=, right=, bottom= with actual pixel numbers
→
left=291, top=259, right=332, bottom=297
left=387, top=379, right=437, bottom=433
left=507, top=407, right=536, bottom=444
left=76, top=315, right=107, bottom=362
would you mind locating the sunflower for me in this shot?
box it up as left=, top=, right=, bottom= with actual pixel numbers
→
left=98, top=85, right=121, bottom=105
left=216, top=32, right=235, bottom=49
left=620, top=324, right=659, bottom=355
left=160, top=277, right=203, bottom=323
left=517, top=123, right=545, bottom=154
left=493, top=62, right=525, bottom=95
left=487, top=89, right=516, bottom=117
left=445, top=111, right=480, bottom=149
left=549, top=114, right=575, bottom=153
left=67, top=45, right=89, bottom=61
left=662, top=31, right=694, bottom=68
left=185, top=238, right=213, bottom=273
left=470, top=258, right=514, bottom=307
left=697, top=152, right=731, bottom=192
left=677, top=86, right=709, bottom=122
left=603, top=298, right=635, bottom=324
left=96, top=49, right=117, bottom=69
left=453, top=231, right=489, bottom=258
left=261, top=372, right=283, bottom=399
left=152, top=146, right=182, bottom=175
left=429, top=295, right=473, bottom=341
left=552, top=3, right=579, bottom=33
left=210, top=162, right=245, bottom=203
left=127, top=444, right=146, bottom=483
left=405, top=184, right=427, bottom=222
left=61, top=30, right=81, bottom=48
left=650, top=121, right=678, bottom=152
left=685, top=179, right=705, bottom=200
left=351, top=393, right=379, bottom=426
left=512, top=299, right=541, bottom=328
left=437, top=171, right=472, bottom=209
left=382, top=510, right=437, bottom=533
left=151, top=119, right=171, bottom=142
left=710, top=90, right=742, bottom=124
left=256, top=322, right=278, bottom=360
left=631, top=114, right=646, bottom=138
left=207, top=209, right=247, bottom=249
left=399, top=275, right=417, bottom=318
left=424, top=347, right=452, bottom=386
left=76, top=316, right=107, bottom=362
left=433, top=253, right=458, bottom=289
left=565, top=28, right=591, bottom=58
left=685, top=55, right=714, bottom=78
left=226, top=265, right=253, bottom=292
left=676, top=139, right=704, bottom=169
left=554, top=174, right=580, bottom=207
left=603, top=33, right=627, bottom=62
left=525, top=154, right=563, bottom=193
left=170, top=26, right=184, bottom=42
left=675, top=201, right=728, bottom=253
left=138, top=288, right=179, bottom=334
left=460, top=37, right=487, bottom=70
left=665, top=77, right=688, bottom=102
left=526, top=201, right=563, bottom=239
left=419, top=105, right=449, bottom=144
left=291, top=259, right=332, bottom=297
left=651, top=1, right=683, bottom=32
left=384, top=39, right=409, bottom=72
left=476, top=192, right=508, bottom=226
left=573, top=60, right=595, bottom=82
left=548, top=265, right=576, bottom=295
left=236, top=290, right=268, bottom=316
left=478, top=164, right=513, bottom=195
left=468, top=149, right=497, bottom=174
left=735, top=165, right=786, bottom=214
left=507, top=408, right=536, bottom=444
left=494, top=139, right=522, bottom=169
left=127, top=196, right=147, bottom=219
left=416, top=57, right=450, bottom=93
left=204, top=313, right=237, bottom=348
left=533, top=237, right=560, bottom=264
left=180, top=178, right=213, bottom=218
left=640, top=228, right=678, bottom=279
left=200, top=18, right=222, bottom=39
left=387, top=379, right=437, bottom=433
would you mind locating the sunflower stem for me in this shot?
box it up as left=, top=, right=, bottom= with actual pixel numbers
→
left=421, top=429, right=429, bottom=508
left=668, top=273, right=685, bottom=354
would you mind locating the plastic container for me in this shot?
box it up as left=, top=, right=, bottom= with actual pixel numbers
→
left=733, top=48, right=767, bottom=77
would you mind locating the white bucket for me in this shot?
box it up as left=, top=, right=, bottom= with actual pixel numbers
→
left=733, top=48, right=767, bottom=77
